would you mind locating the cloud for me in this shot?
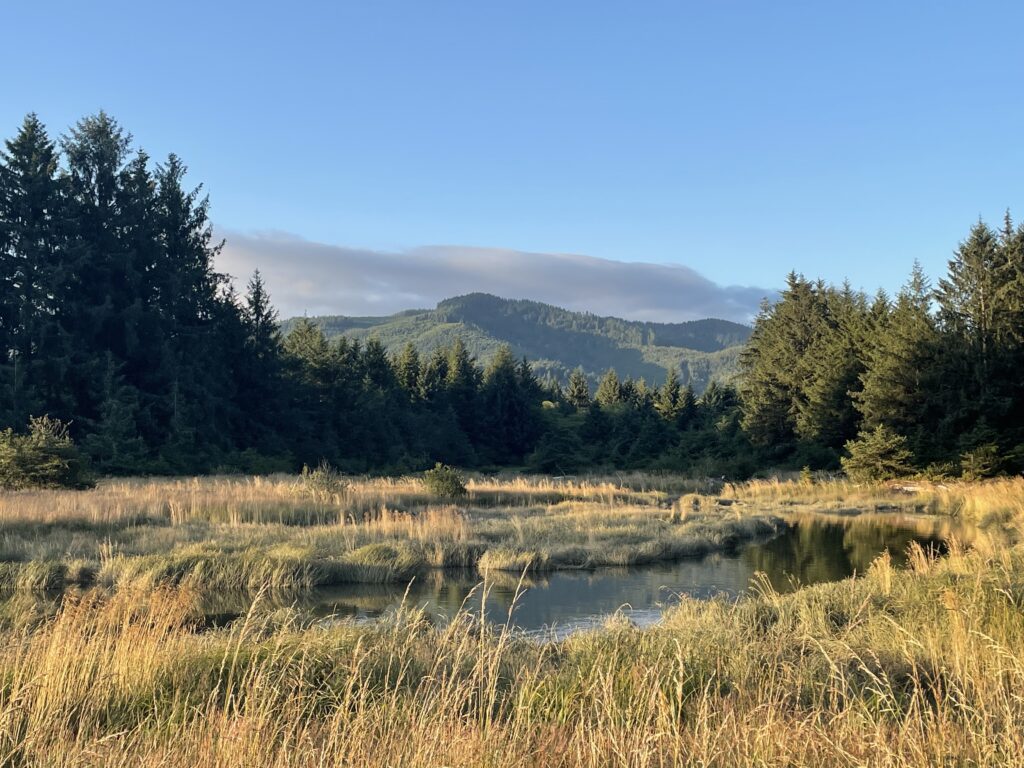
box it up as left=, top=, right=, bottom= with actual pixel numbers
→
left=216, top=231, right=773, bottom=324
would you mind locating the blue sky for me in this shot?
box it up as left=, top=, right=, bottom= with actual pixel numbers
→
left=4, top=1, right=1023, bottom=320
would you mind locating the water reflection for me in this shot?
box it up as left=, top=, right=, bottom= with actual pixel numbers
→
left=202, top=513, right=963, bottom=636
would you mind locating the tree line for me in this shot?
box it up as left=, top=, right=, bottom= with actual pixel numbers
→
left=740, top=223, right=1024, bottom=478
left=2, top=112, right=1021, bottom=479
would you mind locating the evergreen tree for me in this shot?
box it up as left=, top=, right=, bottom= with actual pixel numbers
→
left=935, top=222, right=1005, bottom=413
left=677, top=384, right=697, bottom=429
left=237, top=270, right=286, bottom=453
left=82, top=355, right=147, bottom=474
left=445, top=338, right=480, bottom=440
left=794, top=284, right=869, bottom=455
left=841, top=425, right=913, bottom=481
left=565, top=367, right=591, bottom=409
left=395, top=342, right=421, bottom=399
left=595, top=368, right=623, bottom=407
left=420, top=347, right=450, bottom=403
left=0, top=114, right=67, bottom=426
left=853, top=264, right=940, bottom=462
left=655, top=367, right=682, bottom=423
left=740, top=274, right=829, bottom=457
left=479, top=345, right=540, bottom=462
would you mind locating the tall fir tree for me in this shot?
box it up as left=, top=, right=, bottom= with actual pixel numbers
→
left=853, top=264, right=941, bottom=462
left=655, top=367, right=683, bottom=423
left=595, top=369, right=623, bottom=407
left=395, top=342, right=421, bottom=400
left=565, top=367, right=591, bottom=409
left=740, top=273, right=830, bottom=458
left=0, top=114, right=68, bottom=426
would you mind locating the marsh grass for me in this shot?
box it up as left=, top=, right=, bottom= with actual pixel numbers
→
left=725, top=476, right=1024, bottom=548
left=1, top=534, right=1023, bottom=766
left=0, top=475, right=782, bottom=597
left=1, top=475, right=1023, bottom=764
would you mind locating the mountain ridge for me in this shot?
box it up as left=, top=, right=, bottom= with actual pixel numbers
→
left=282, top=292, right=751, bottom=391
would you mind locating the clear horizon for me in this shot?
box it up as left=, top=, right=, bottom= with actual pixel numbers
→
left=5, top=1, right=1023, bottom=320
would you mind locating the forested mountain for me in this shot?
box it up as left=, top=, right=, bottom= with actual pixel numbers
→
left=282, top=293, right=751, bottom=392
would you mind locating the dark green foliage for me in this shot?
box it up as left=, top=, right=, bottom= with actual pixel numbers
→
left=840, top=425, right=913, bottom=482
left=526, top=423, right=586, bottom=474
left=655, top=367, right=683, bottom=423
left=0, top=416, right=93, bottom=489
left=960, top=443, right=1001, bottom=482
left=82, top=356, right=147, bottom=474
left=1, top=111, right=1020, bottom=481
left=422, top=463, right=467, bottom=498
left=478, top=346, right=543, bottom=464
left=854, top=265, right=942, bottom=461
left=740, top=274, right=864, bottom=460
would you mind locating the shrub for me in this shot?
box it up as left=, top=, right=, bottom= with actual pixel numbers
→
left=422, top=463, right=467, bottom=498
left=295, top=460, right=347, bottom=501
left=960, top=443, right=1001, bottom=481
left=0, top=416, right=94, bottom=490
left=840, top=425, right=913, bottom=482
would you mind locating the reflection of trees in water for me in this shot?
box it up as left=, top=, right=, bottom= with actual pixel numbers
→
left=743, top=523, right=851, bottom=592
left=190, top=518, right=955, bottom=629
left=742, top=519, right=947, bottom=593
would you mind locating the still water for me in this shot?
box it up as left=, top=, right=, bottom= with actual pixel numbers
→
left=210, top=514, right=961, bottom=638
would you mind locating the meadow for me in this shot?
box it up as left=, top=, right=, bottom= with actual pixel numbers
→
left=0, top=474, right=1022, bottom=766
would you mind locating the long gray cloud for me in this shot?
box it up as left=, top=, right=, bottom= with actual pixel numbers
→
left=216, top=231, right=773, bottom=323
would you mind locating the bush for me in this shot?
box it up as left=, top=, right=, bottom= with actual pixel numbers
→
left=840, top=425, right=913, bottom=482
left=295, top=460, right=347, bottom=501
left=0, top=416, right=94, bottom=490
left=960, top=443, right=1002, bottom=481
left=422, top=463, right=467, bottom=498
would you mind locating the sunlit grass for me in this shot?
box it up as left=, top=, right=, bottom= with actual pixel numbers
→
left=2, top=473, right=1023, bottom=764
left=0, top=474, right=782, bottom=596
left=0, top=535, right=1022, bottom=766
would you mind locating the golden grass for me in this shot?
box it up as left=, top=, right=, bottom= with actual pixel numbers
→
left=0, top=473, right=687, bottom=529
left=0, top=474, right=782, bottom=596
left=2, top=474, right=1023, bottom=765
left=724, top=476, right=1024, bottom=547
left=1, top=535, right=1023, bottom=766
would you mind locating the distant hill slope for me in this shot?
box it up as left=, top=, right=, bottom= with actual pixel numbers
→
left=282, top=293, right=751, bottom=392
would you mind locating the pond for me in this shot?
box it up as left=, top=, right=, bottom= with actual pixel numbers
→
left=206, top=512, right=965, bottom=638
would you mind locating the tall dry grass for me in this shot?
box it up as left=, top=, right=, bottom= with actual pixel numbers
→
left=0, top=539, right=1023, bottom=766
left=0, top=473, right=686, bottom=529
left=0, top=474, right=782, bottom=597
left=1, top=474, right=1023, bottom=764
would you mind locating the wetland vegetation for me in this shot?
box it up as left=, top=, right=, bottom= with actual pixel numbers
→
left=0, top=475, right=1021, bottom=766
left=0, top=474, right=783, bottom=599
